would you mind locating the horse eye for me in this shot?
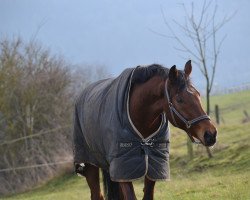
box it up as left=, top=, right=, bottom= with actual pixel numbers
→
left=176, top=97, right=184, bottom=104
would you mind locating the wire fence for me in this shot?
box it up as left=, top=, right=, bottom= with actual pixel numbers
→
left=0, top=125, right=72, bottom=173
left=0, top=125, right=71, bottom=146
left=0, top=160, right=73, bottom=173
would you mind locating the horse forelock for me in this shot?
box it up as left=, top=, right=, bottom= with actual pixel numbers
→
left=176, top=70, right=192, bottom=91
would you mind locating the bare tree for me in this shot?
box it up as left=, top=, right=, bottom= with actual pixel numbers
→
left=148, top=0, right=232, bottom=158
left=163, top=0, right=233, bottom=115
left=156, top=0, right=233, bottom=158
left=71, top=63, right=110, bottom=97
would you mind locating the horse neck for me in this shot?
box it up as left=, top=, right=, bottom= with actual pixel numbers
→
left=129, top=76, right=166, bottom=138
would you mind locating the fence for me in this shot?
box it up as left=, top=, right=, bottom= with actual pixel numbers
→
left=210, top=101, right=250, bottom=125
left=212, top=82, right=250, bottom=95
left=0, top=125, right=73, bottom=195
left=0, top=126, right=72, bottom=173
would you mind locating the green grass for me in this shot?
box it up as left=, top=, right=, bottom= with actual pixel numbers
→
left=1, top=90, right=250, bottom=200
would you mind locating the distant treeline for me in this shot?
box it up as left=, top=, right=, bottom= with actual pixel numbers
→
left=212, top=83, right=250, bottom=95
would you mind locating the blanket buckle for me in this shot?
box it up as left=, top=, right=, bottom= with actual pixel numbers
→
left=141, top=139, right=154, bottom=147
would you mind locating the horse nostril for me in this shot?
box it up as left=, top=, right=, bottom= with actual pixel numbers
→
left=204, top=131, right=216, bottom=146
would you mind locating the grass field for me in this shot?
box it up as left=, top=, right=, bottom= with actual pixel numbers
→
left=1, top=90, right=250, bottom=200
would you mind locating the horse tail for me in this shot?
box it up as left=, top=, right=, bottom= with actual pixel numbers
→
left=102, top=169, right=120, bottom=200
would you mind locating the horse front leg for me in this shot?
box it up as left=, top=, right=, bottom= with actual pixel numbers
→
left=84, top=163, right=104, bottom=200
left=142, top=176, right=155, bottom=200
left=119, top=182, right=137, bottom=200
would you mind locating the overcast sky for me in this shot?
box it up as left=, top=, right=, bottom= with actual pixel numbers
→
left=0, top=0, right=250, bottom=92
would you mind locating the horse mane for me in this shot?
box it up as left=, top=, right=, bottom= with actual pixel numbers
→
left=132, top=64, right=191, bottom=91
left=131, top=64, right=168, bottom=84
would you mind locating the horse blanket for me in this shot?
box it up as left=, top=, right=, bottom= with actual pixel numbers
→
left=73, top=67, right=170, bottom=181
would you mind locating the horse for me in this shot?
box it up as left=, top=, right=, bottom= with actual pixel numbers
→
left=73, top=60, right=217, bottom=200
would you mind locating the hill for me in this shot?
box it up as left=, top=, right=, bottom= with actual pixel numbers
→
left=1, top=90, right=250, bottom=200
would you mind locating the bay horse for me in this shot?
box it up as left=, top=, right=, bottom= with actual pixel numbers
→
left=73, top=60, right=217, bottom=200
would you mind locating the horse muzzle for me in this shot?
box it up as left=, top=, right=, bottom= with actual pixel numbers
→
left=204, top=130, right=217, bottom=146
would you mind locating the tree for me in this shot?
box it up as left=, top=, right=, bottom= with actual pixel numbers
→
left=71, top=63, right=110, bottom=97
left=0, top=38, right=72, bottom=194
left=160, top=0, right=233, bottom=158
left=0, top=37, right=110, bottom=195
left=164, top=0, right=233, bottom=113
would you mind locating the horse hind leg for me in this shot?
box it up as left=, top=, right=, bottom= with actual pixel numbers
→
left=78, top=163, right=104, bottom=200
left=102, top=170, right=121, bottom=200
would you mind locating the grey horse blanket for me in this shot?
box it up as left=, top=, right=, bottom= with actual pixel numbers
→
left=73, top=67, right=170, bottom=181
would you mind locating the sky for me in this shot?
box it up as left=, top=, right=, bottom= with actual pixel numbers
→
left=0, top=0, right=250, bottom=93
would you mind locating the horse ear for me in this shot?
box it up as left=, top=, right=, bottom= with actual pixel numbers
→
left=184, top=60, right=192, bottom=76
left=169, top=65, right=178, bottom=83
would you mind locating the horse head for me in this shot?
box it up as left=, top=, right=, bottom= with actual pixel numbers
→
left=165, top=60, right=217, bottom=146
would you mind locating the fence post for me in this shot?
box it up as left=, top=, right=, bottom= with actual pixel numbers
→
left=215, top=104, right=220, bottom=125
left=243, top=110, right=250, bottom=123
left=243, top=110, right=249, bottom=119
left=187, top=137, right=193, bottom=160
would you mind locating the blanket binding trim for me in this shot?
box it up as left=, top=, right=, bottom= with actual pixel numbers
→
left=126, top=67, right=167, bottom=142
left=112, top=67, right=169, bottom=182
